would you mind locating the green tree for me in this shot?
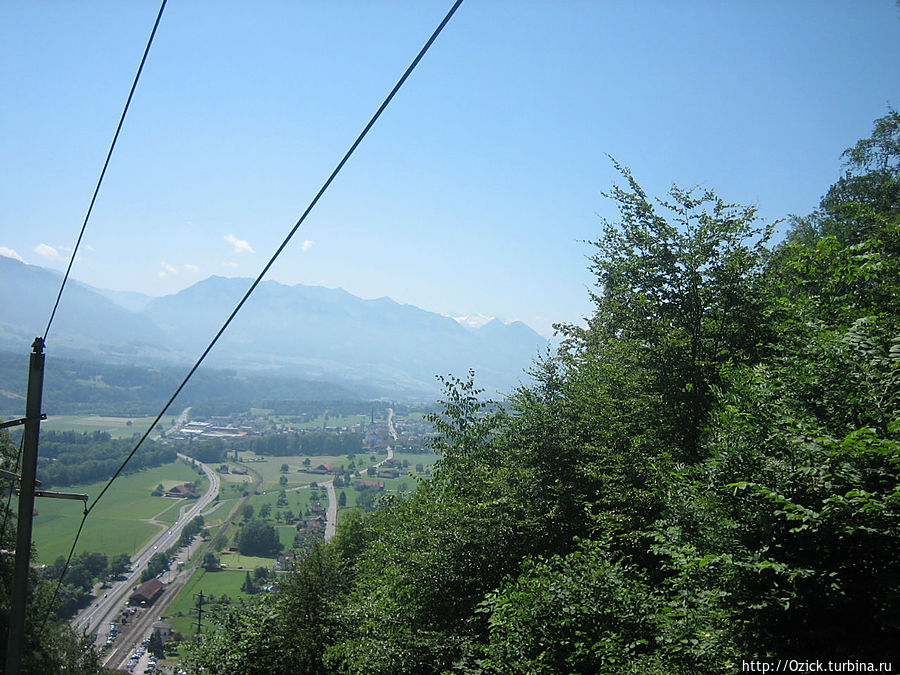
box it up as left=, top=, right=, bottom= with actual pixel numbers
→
left=238, top=519, right=282, bottom=558
left=241, top=571, right=258, bottom=595
left=109, top=552, right=132, bottom=577
left=241, top=504, right=255, bottom=522
left=202, top=552, right=221, bottom=572
left=570, top=161, right=772, bottom=463
left=184, top=544, right=343, bottom=675
left=148, top=630, right=165, bottom=659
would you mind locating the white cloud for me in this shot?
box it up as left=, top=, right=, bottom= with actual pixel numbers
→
left=0, top=247, right=26, bottom=263
left=224, top=234, right=255, bottom=254
left=223, top=261, right=240, bottom=269
left=300, top=239, right=315, bottom=252
left=33, top=243, right=62, bottom=261
left=55, top=245, right=84, bottom=262
left=183, top=263, right=200, bottom=272
left=158, top=261, right=177, bottom=278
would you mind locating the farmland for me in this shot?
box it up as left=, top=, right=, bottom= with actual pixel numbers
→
left=41, top=414, right=163, bottom=438
left=29, top=459, right=207, bottom=562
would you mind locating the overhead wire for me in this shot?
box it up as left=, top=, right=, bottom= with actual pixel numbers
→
left=41, top=0, right=465, bottom=630
left=42, top=0, right=168, bottom=342
left=36, top=0, right=168, bottom=631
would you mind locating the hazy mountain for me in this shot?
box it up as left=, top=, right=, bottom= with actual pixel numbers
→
left=141, top=276, right=547, bottom=395
left=93, top=287, right=155, bottom=313
left=0, top=255, right=176, bottom=363
left=0, top=257, right=548, bottom=397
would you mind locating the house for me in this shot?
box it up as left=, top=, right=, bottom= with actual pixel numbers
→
left=298, top=514, right=326, bottom=532
left=165, top=484, right=199, bottom=499
left=311, top=463, right=336, bottom=474
left=355, top=480, right=385, bottom=491
left=231, top=466, right=249, bottom=475
left=377, top=469, right=399, bottom=479
left=129, top=578, right=164, bottom=606
left=152, top=621, right=174, bottom=643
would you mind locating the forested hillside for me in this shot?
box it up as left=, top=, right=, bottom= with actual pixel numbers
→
left=182, top=113, right=900, bottom=674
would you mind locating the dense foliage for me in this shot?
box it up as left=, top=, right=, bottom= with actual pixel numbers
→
left=238, top=519, right=283, bottom=558
left=36, top=430, right=175, bottom=488
left=183, top=114, right=900, bottom=673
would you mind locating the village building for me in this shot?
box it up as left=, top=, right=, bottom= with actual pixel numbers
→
left=152, top=621, right=175, bottom=643
left=129, top=578, right=164, bottom=606
left=165, top=483, right=199, bottom=498
left=355, top=480, right=385, bottom=491
left=311, top=463, right=337, bottom=474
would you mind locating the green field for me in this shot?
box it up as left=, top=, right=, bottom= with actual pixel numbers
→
left=271, top=412, right=368, bottom=430
left=165, top=568, right=256, bottom=640
left=218, top=550, right=278, bottom=570
left=235, top=452, right=350, bottom=491
left=29, top=460, right=207, bottom=562
left=41, top=415, right=161, bottom=438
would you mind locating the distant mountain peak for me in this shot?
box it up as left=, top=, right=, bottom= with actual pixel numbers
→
left=448, top=313, right=496, bottom=329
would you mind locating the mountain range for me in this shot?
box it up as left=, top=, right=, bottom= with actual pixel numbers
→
left=0, top=255, right=548, bottom=397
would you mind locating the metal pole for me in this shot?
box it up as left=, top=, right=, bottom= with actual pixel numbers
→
left=5, top=337, right=46, bottom=675
left=195, top=590, right=204, bottom=635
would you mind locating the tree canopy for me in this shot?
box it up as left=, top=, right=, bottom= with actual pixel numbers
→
left=184, top=113, right=900, bottom=674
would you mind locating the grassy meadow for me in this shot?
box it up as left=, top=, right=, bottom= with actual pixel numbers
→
left=29, top=460, right=207, bottom=562
left=165, top=568, right=256, bottom=640
left=41, top=414, right=161, bottom=438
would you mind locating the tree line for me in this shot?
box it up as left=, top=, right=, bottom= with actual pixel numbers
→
left=183, top=113, right=900, bottom=673
left=35, top=430, right=175, bottom=488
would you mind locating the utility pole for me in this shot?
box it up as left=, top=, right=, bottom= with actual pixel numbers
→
left=5, top=337, right=46, bottom=675
left=194, top=590, right=204, bottom=635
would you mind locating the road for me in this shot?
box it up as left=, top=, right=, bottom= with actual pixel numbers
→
left=72, top=451, right=219, bottom=640
left=324, top=479, right=337, bottom=540
left=154, top=405, right=192, bottom=440
left=323, top=408, right=396, bottom=541
left=104, top=462, right=260, bottom=671
left=373, top=407, right=396, bottom=468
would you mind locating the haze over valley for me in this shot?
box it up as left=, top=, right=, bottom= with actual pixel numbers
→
left=0, top=255, right=548, bottom=399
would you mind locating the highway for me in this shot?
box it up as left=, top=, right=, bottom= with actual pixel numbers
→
left=71, top=452, right=220, bottom=640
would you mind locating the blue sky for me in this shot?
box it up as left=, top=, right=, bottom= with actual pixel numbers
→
left=2, top=1, right=898, bottom=336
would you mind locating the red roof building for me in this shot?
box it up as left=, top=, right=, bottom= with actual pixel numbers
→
left=129, top=578, right=164, bottom=606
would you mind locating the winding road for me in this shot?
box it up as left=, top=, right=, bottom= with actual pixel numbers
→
left=72, top=451, right=219, bottom=640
